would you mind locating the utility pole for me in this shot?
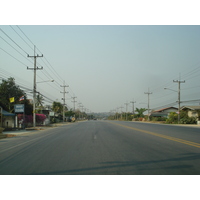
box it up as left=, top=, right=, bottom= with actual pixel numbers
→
left=173, top=79, right=185, bottom=124
left=78, top=102, right=82, bottom=120
left=144, top=88, right=152, bottom=121
left=130, top=100, right=136, bottom=115
left=0, top=106, right=3, bottom=127
left=60, top=81, right=69, bottom=123
left=71, top=97, right=77, bottom=112
left=79, top=104, right=84, bottom=120
left=124, top=102, right=129, bottom=121
left=116, top=107, right=119, bottom=120
left=27, top=45, right=43, bottom=128
left=119, top=106, right=124, bottom=120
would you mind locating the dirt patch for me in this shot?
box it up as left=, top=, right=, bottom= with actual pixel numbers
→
left=0, top=133, right=16, bottom=139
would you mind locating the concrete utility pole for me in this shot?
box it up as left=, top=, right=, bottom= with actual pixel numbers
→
left=116, top=107, right=119, bottom=120
left=71, top=97, right=77, bottom=112
left=173, top=79, right=185, bottom=124
left=60, top=81, right=69, bottom=123
left=144, top=88, right=152, bottom=121
left=0, top=106, right=3, bottom=127
left=119, top=106, right=124, bottom=120
left=124, top=102, right=129, bottom=120
left=78, top=102, right=82, bottom=120
left=27, top=45, right=43, bottom=128
left=130, top=100, right=136, bottom=115
left=79, top=104, right=84, bottom=119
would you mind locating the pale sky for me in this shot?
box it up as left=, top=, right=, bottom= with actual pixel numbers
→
left=1, top=25, right=200, bottom=113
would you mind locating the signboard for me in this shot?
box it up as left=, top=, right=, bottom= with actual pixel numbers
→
left=49, top=112, right=55, bottom=116
left=14, top=104, right=24, bottom=113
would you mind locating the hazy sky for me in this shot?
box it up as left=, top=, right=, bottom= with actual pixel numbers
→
left=1, top=25, right=200, bottom=112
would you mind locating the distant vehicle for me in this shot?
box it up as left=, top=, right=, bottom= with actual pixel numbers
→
left=93, top=118, right=97, bottom=120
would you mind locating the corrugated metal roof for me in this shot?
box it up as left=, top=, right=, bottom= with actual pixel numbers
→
left=153, top=107, right=177, bottom=112
left=2, top=110, right=15, bottom=116
left=181, top=106, right=200, bottom=110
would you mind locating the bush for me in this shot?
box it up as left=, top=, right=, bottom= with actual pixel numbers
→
left=166, top=112, right=178, bottom=124
left=180, top=117, right=197, bottom=124
left=166, top=111, right=197, bottom=124
left=36, top=114, right=46, bottom=124
left=151, top=117, right=167, bottom=121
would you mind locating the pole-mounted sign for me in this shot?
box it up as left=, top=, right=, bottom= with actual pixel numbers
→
left=14, top=104, right=24, bottom=113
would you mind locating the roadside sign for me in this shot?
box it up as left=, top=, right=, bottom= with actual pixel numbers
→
left=49, top=112, right=55, bottom=116
left=14, top=104, right=24, bottom=113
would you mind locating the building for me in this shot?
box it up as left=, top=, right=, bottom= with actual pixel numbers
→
left=150, top=107, right=178, bottom=118
left=0, top=107, right=16, bottom=128
left=180, top=106, right=200, bottom=119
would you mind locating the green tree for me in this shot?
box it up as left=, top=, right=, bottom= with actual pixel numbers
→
left=166, top=111, right=197, bottom=124
left=0, top=77, right=26, bottom=112
left=166, top=112, right=178, bottom=124
left=52, top=101, right=63, bottom=114
left=135, top=108, right=147, bottom=118
left=35, top=94, right=45, bottom=113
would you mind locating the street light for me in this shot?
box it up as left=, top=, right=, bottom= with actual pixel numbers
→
left=37, top=80, right=54, bottom=83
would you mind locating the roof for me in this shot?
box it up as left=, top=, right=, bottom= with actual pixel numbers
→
left=181, top=106, right=200, bottom=111
left=153, top=107, right=178, bottom=113
left=0, top=108, right=16, bottom=116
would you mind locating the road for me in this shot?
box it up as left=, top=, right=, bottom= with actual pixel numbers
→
left=0, top=120, right=200, bottom=175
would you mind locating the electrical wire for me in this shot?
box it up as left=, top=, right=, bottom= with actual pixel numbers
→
left=0, top=47, right=28, bottom=67
left=9, top=25, right=34, bottom=51
left=0, top=27, right=29, bottom=55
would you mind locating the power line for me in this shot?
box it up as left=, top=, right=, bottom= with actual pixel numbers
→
left=0, top=27, right=29, bottom=55
left=0, top=47, right=28, bottom=66
left=16, top=25, right=35, bottom=46
left=9, top=25, right=34, bottom=51
left=0, top=36, right=33, bottom=65
left=16, top=26, right=64, bottom=86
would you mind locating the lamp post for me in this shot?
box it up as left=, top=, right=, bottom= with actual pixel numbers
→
left=37, top=80, right=54, bottom=84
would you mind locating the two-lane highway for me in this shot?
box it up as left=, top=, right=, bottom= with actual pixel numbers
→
left=0, top=120, right=200, bottom=175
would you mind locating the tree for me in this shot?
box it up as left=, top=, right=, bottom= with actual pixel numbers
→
left=52, top=101, right=63, bottom=114
left=35, top=94, right=45, bottom=113
left=0, top=77, right=26, bottom=112
left=135, top=108, right=147, bottom=118
left=36, top=94, right=44, bottom=108
left=166, top=111, right=197, bottom=124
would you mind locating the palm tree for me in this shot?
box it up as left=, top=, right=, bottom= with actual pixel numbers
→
left=135, top=108, right=147, bottom=118
left=36, top=94, right=44, bottom=111
left=52, top=101, right=63, bottom=114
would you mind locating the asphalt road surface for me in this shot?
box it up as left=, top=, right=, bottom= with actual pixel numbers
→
left=0, top=120, right=200, bottom=175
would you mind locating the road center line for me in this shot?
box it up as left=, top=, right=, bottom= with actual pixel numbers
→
left=108, top=122, right=200, bottom=148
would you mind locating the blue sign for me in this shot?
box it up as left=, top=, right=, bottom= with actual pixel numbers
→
left=14, top=104, right=24, bottom=113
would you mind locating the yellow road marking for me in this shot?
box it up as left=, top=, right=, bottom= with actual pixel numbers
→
left=108, top=122, right=200, bottom=148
